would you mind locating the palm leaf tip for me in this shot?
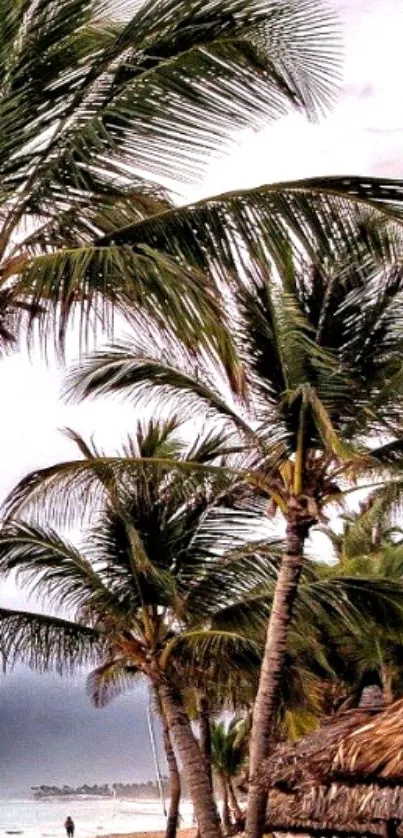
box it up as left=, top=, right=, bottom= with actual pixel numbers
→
left=256, top=0, right=341, bottom=116
left=106, top=0, right=341, bottom=177
left=0, top=608, right=100, bottom=675
left=86, top=658, right=141, bottom=708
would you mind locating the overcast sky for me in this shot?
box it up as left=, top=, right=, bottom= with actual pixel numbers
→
left=0, top=0, right=402, bottom=798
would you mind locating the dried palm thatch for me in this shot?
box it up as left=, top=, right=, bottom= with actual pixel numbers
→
left=256, top=687, right=403, bottom=837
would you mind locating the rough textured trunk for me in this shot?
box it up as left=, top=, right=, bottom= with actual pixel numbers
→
left=197, top=692, right=213, bottom=791
left=228, top=779, right=243, bottom=826
left=161, top=708, right=181, bottom=838
left=158, top=681, right=222, bottom=838
left=219, top=774, right=231, bottom=834
left=245, top=517, right=306, bottom=838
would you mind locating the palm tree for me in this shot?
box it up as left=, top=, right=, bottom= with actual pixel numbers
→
left=86, top=663, right=181, bottom=838
left=0, top=0, right=348, bottom=357
left=198, top=692, right=214, bottom=793
left=210, top=718, right=246, bottom=833
left=316, top=496, right=403, bottom=705
left=159, top=701, right=182, bottom=838
left=67, top=231, right=403, bottom=838
left=0, top=419, right=281, bottom=838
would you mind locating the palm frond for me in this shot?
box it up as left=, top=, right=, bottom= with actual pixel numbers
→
left=98, top=178, right=403, bottom=274
left=299, top=576, right=403, bottom=633
left=0, top=606, right=101, bottom=674
left=16, top=188, right=173, bottom=255
left=65, top=177, right=403, bottom=435
left=2, top=453, right=229, bottom=527
left=66, top=334, right=254, bottom=436
left=0, top=0, right=340, bottom=231
left=86, top=656, right=142, bottom=707
left=162, top=628, right=261, bottom=675
left=0, top=521, right=123, bottom=617
left=183, top=546, right=279, bottom=623
left=184, top=427, right=241, bottom=464
left=16, top=244, right=235, bottom=356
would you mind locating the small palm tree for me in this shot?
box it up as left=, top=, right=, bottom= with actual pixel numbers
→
left=211, top=718, right=246, bottom=833
left=67, top=232, right=403, bottom=838
left=318, top=496, right=403, bottom=705
left=0, top=420, right=279, bottom=838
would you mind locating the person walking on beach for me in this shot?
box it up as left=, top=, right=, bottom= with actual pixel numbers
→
left=65, top=816, right=75, bottom=838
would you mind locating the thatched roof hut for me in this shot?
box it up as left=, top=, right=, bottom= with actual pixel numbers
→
left=257, top=687, right=403, bottom=838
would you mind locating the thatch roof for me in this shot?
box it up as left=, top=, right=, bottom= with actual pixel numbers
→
left=256, top=688, right=403, bottom=837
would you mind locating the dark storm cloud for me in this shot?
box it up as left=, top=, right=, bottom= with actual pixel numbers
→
left=0, top=669, right=163, bottom=797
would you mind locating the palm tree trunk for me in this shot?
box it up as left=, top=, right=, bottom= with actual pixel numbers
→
left=380, top=664, right=394, bottom=705
left=228, top=779, right=243, bottom=826
left=158, top=681, right=222, bottom=838
left=245, top=517, right=306, bottom=838
left=161, top=707, right=181, bottom=838
left=219, top=774, right=231, bottom=834
left=197, top=692, right=213, bottom=791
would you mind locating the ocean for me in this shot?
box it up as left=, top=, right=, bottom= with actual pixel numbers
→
left=0, top=797, right=194, bottom=838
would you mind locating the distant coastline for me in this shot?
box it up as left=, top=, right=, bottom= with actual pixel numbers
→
left=31, top=782, right=169, bottom=801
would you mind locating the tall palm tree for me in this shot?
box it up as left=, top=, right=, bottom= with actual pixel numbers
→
left=67, top=232, right=403, bottom=838
left=0, top=0, right=347, bottom=356
left=0, top=420, right=280, bottom=838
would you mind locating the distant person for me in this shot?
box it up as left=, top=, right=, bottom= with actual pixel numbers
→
left=65, top=817, right=75, bottom=838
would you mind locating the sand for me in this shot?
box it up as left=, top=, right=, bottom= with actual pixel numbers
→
left=98, top=831, right=197, bottom=838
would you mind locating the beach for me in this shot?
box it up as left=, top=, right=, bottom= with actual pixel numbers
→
left=98, top=830, right=197, bottom=838
left=0, top=798, right=194, bottom=838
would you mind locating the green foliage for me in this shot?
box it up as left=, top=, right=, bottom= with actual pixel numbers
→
left=0, top=0, right=346, bottom=355
left=0, top=419, right=278, bottom=687
left=3, top=422, right=403, bottom=740
left=2, top=0, right=403, bottom=368
left=315, top=498, right=403, bottom=701
left=211, top=718, right=247, bottom=779
left=68, top=224, right=403, bottom=515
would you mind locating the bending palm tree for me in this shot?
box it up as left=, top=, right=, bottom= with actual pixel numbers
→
left=0, top=420, right=279, bottom=838
left=68, top=234, right=403, bottom=838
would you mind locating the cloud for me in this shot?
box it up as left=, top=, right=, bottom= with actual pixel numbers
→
left=0, top=669, right=163, bottom=795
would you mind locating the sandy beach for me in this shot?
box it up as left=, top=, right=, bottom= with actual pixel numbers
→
left=98, top=830, right=197, bottom=838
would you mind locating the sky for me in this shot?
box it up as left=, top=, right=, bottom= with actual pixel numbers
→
left=1, top=0, right=403, bottom=797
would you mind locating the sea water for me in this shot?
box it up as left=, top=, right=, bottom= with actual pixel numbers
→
left=0, top=797, right=194, bottom=838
